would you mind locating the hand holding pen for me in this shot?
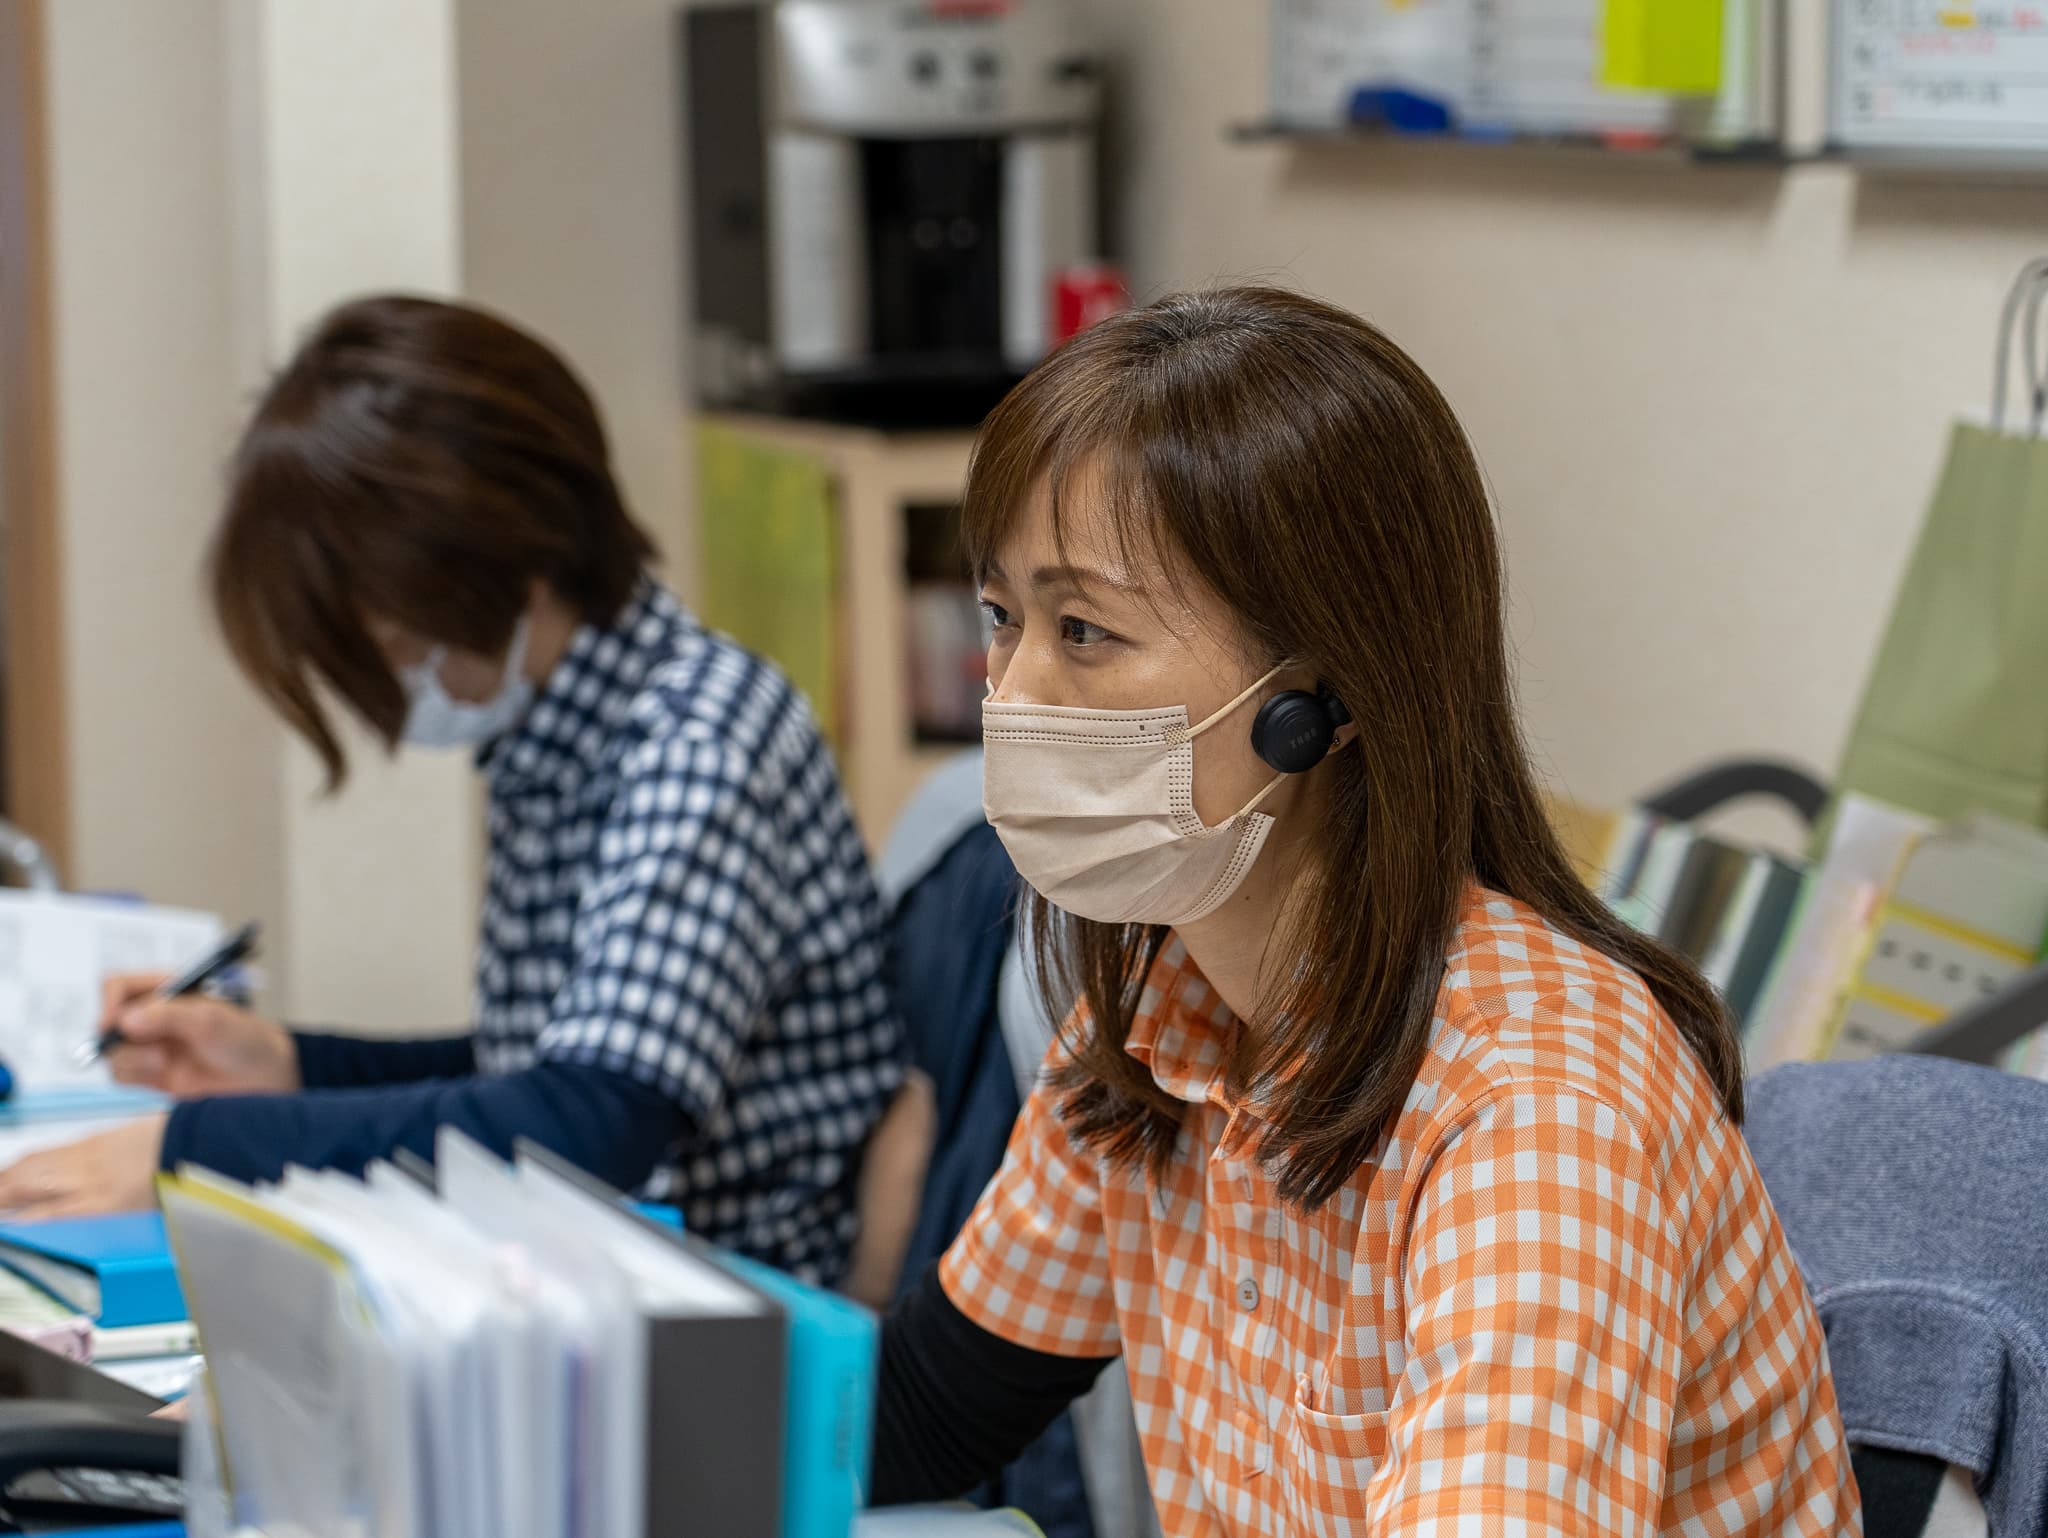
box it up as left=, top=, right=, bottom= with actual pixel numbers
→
left=87, top=924, right=301, bottom=1098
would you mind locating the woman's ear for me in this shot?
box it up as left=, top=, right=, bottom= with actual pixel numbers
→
left=1321, top=684, right=1356, bottom=755
left=521, top=578, right=582, bottom=685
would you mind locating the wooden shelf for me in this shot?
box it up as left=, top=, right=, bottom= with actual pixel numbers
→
left=695, top=412, right=979, bottom=849
left=1234, top=122, right=2048, bottom=178
left=1819, top=141, right=2048, bottom=178
left=1231, top=118, right=1796, bottom=165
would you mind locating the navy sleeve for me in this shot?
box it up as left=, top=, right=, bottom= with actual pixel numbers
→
left=291, top=1032, right=478, bottom=1090
left=158, top=1061, right=683, bottom=1192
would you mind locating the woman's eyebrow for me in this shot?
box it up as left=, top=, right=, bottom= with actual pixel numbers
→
left=1030, top=563, right=1143, bottom=596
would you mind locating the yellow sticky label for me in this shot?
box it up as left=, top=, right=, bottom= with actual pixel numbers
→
left=1601, top=0, right=1724, bottom=94
left=1847, top=981, right=1948, bottom=1026
left=1883, top=900, right=2036, bottom=965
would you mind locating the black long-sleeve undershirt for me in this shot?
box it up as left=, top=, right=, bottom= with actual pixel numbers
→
left=870, top=1264, right=1118, bottom=1506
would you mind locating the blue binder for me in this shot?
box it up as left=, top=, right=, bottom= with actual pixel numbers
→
left=0, top=1212, right=185, bottom=1328
left=717, top=1253, right=879, bottom=1538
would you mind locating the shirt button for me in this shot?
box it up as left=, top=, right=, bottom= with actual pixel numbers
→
left=1236, top=1277, right=1260, bottom=1312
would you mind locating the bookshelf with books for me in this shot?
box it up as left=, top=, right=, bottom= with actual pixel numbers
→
left=1594, top=792, right=2048, bottom=1076
left=693, top=413, right=981, bottom=847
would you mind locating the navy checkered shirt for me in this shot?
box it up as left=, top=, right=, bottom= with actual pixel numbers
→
left=162, top=578, right=904, bottom=1285
left=473, top=578, right=905, bottom=1279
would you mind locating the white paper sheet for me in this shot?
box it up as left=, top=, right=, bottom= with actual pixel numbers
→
left=157, top=1174, right=365, bottom=1537
left=438, top=1135, right=640, bottom=1538
left=0, top=891, right=220, bottom=1091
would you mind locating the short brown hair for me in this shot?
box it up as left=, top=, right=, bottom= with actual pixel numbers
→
left=963, top=286, right=1741, bottom=1208
left=211, top=294, right=656, bottom=787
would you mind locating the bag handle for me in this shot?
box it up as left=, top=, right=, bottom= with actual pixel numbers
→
left=1992, top=257, right=2048, bottom=436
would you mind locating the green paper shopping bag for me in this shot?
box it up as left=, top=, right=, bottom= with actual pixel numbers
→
left=1834, top=259, right=2048, bottom=827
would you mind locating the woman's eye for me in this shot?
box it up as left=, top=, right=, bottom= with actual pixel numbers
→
left=1059, top=616, right=1110, bottom=647
left=979, top=599, right=1014, bottom=630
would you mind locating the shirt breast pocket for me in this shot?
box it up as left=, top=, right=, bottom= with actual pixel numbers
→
left=1280, top=1374, right=1388, bottom=1538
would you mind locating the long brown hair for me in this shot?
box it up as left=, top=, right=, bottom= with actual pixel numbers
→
left=210, top=295, right=655, bottom=788
left=962, top=286, right=1740, bottom=1208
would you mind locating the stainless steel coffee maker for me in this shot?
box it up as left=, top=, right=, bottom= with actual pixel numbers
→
left=685, top=0, right=1103, bottom=426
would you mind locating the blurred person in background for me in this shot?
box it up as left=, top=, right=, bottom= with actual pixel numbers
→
left=0, top=296, right=904, bottom=1286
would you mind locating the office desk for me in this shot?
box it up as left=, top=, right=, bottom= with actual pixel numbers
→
left=76, top=1510, right=1043, bottom=1537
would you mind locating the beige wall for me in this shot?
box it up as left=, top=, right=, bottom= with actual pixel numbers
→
left=37, top=0, right=285, bottom=933
left=33, top=0, right=2026, bottom=1015
left=455, top=0, right=692, bottom=586
left=241, top=0, right=481, bottom=1030
left=1096, top=2, right=2045, bottom=839
left=27, top=0, right=690, bottom=1030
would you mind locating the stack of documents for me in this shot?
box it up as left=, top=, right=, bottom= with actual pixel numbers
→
left=0, top=1212, right=187, bottom=1329
left=1739, top=797, right=2048, bottom=1070
left=1819, top=813, right=2048, bottom=1062
left=0, top=1265, right=90, bottom=1361
left=1742, top=796, right=1935, bottom=1069
left=0, top=1212, right=197, bottom=1396
left=161, top=1132, right=878, bottom=1538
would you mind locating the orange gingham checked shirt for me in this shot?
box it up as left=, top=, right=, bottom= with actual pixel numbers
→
left=940, top=888, right=1863, bottom=1537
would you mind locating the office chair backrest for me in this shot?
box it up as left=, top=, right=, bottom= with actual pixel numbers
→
left=875, top=751, right=1163, bottom=1538
left=1746, top=1057, right=2048, bottom=1537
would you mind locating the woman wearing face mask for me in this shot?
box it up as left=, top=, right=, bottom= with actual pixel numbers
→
left=872, top=288, right=1860, bottom=1533
left=0, top=296, right=905, bottom=1286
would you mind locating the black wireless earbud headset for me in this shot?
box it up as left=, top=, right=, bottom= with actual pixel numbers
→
left=1250, top=685, right=1352, bottom=775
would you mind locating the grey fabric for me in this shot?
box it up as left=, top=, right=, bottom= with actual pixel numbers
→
left=1065, top=1363, right=1165, bottom=1538
left=879, top=751, right=987, bottom=906
left=1745, top=1057, right=2048, bottom=1537
left=887, top=750, right=1165, bottom=1538
left=997, top=912, right=1049, bottom=1102
left=996, top=904, right=1163, bottom=1538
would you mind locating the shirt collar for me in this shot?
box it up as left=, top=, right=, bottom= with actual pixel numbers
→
left=1123, top=934, right=1241, bottom=1108
left=481, top=575, right=686, bottom=800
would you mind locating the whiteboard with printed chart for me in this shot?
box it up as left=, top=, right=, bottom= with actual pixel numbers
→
left=1262, top=0, right=1782, bottom=150
left=1266, top=0, right=1679, bottom=136
left=1832, top=0, right=2048, bottom=158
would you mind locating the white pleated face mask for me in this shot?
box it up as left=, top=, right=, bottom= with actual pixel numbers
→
left=400, top=613, right=535, bottom=750
left=982, top=665, right=1289, bottom=927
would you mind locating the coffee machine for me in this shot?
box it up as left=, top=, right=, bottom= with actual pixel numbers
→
left=684, top=0, right=1103, bottom=426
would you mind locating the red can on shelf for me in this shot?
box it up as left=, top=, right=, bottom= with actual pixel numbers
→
left=1052, top=264, right=1130, bottom=346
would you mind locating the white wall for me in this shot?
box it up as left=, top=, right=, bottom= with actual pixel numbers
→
left=1095, top=2, right=2046, bottom=832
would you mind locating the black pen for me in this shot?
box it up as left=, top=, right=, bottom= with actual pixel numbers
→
left=84, top=921, right=263, bottom=1063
